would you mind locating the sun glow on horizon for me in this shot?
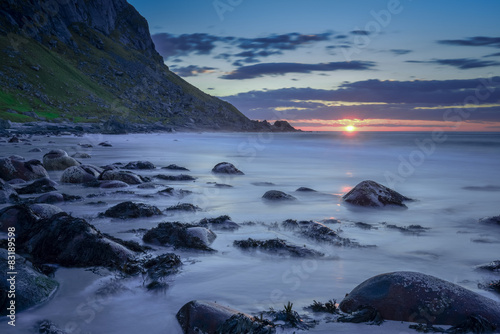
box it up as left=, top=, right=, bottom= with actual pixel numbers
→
left=345, top=125, right=356, bottom=132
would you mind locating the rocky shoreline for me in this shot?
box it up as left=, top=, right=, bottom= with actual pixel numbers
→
left=1, top=134, right=499, bottom=334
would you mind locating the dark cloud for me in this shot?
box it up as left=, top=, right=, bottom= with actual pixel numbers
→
left=219, top=77, right=500, bottom=121
left=438, top=36, right=500, bottom=48
left=237, top=32, right=333, bottom=51
left=152, top=33, right=233, bottom=59
left=407, top=58, right=500, bottom=69
left=484, top=52, right=500, bottom=58
left=172, top=65, right=216, bottom=77
left=350, top=30, right=370, bottom=35
left=390, top=49, right=412, bottom=55
left=220, top=61, right=375, bottom=80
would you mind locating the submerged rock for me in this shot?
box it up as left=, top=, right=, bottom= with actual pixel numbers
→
left=163, top=164, right=189, bottom=171
left=61, top=165, right=102, bottom=184
left=143, top=253, right=182, bottom=281
left=100, top=180, right=129, bottom=189
left=0, top=156, right=49, bottom=181
left=123, top=161, right=155, bottom=170
left=296, top=187, right=317, bottom=192
left=43, top=149, right=80, bottom=171
left=0, top=178, right=18, bottom=204
left=103, top=201, right=162, bottom=219
left=155, top=174, right=196, bottom=181
left=34, top=192, right=65, bottom=204
left=479, top=215, right=500, bottom=226
left=71, top=152, right=92, bottom=159
left=143, top=222, right=216, bottom=251
left=343, top=180, right=412, bottom=207
left=234, top=238, right=324, bottom=258
left=15, top=177, right=57, bottom=194
left=100, top=170, right=143, bottom=185
left=282, top=219, right=363, bottom=247
left=17, top=212, right=135, bottom=268
left=262, top=190, right=296, bottom=201
left=199, top=215, right=240, bottom=231
left=0, top=250, right=58, bottom=316
left=339, top=271, right=500, bottom=327
left=165, top=203, right=201, bottom=212
left=176, top=300, right=252, bottom=334
left=212, top=162, right=244, bottom=175
left=476, top=260, right=500, bottom=272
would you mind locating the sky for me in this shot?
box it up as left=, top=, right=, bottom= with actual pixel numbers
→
left=128, top=0, right=500, bottom=131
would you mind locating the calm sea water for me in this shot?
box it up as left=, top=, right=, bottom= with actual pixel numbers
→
left=1, top=131, right=500, bottom=333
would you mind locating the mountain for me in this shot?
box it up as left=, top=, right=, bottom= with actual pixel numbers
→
left=0, top=0, right=295, bottom=132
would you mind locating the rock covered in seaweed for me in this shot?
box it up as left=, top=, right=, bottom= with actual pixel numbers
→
left=234, top=238, right=324, bottom=258
left=343, top=180, right=412, bottom=207
left=282, top=219, right=363, bottom=247
left=212, top=162, right=244, bottom=175
left=339, top=271, right=500, bottom=327
left=102, top=201, right=162, bottom=219
left=262, top=190, right=296, bottom=201
left=0, top=249, right=58, bottom=316
left=199, top=215, right=240, bottom=231
left=143, top=222, right=216, bottom=251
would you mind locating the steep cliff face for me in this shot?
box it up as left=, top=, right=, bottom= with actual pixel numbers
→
left=0, top=0, right=285, bottom=131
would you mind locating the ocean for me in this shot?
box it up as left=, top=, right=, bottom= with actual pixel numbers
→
left=1, top=131, right=500, bottom=333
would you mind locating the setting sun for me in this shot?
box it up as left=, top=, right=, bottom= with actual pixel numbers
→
left=345, top=125, right=356, bottom=132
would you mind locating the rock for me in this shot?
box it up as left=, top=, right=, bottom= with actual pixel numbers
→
left=143, top=253, right=182, bottom=281
left=162, top=164, right=189, bottom=171
left=37, top=320, right=68, bottom=334
left=479, top=215, right=500, bottom=226
left=71, top=152, right=91, bottom=159
left=0, top=250, right=58, bottom=316
left=78, top=143, right=93, bottom=148
left=0, top=178, right=19, bottom=204
left=0, top=204, right=40, bottom=234
left=0, top=119, right=12, bottom=129
left=199, top=215, right=240, bottom=231
left=476, top=260, right=500, bottom=272
left=123, top=161, right=155, bottom=170
left=211, top=162, right=244, bottom=175
left=339, top=271, right=500, bottom=327
left=234, top=238, right=324, bottom=257
left=102, top=201, right=162, bottom=219
left=98, top=141, right=112, bottom=147
left=29, top=204, right=64, bottom=219
left=165, top=203, right=201, bottom=212
left=34, top=192, right=65, bottom=204
left=43, top=149, right=80, bottom=171
left=8, top=136, right=19, bottom=143
left=273, top=120, right=296, bottom=132
left=252, top=182, right=276, bottom=186
left=186, top=227, right=217, bottom=246
left=176, top=300, right=248, bottom=334
left=61, top=165, right=102, bottom=184
left=15, top=177, right=57, bottom=194
left=343, top=180, right=412, bottom=207
left=155, top=174, right=196, bottom=181
left=143, top=222, right=216, bottom=251
left=262, top=190, right=296, bottom=201
left=100, top=180, right=128, bottom=189
left=18, top=212, right=135, bottom=268
left=282, top=219, right=363, bottom=247
left=296, top=187, right=316, bottom=192
left=29, top=148, right=43, bottom=153
left=0, top=156, right=49, bottom=181
left=100, top=169, right=143, bottom=185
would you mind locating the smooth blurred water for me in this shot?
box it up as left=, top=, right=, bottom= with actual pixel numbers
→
left=1, top=131, right=500, bottom=334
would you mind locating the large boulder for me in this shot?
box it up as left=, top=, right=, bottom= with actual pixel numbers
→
left=100, top=169, right=143, bottom=185
left=211, top=162, right=244, bottom=175
left=0, top=156, right=49, bottom=181
left=123, top=161, right=155, bottom=170
left=0, top=178, right=18, bottom=204
left=15, top=177, right=57, bottom=194
left=61, top=165, right=102, bottom=184
left=43, top=149, right=80, bottom=171
left=0, top=250, right=58, bottom=316
left=102, top=201, right=162, bottom=219
left=143, top=222, right=216, bottom=251
left=262, top=190, right=296, bottom=201
left=339, top=271, right=500, bottom=327
left=17, top=212, right=135, bottom=268
left=343, top=180, right=412, bottom=208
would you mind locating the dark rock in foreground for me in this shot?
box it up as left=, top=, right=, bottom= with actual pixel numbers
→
left=234, top=238, right=324, bottom=258
left=479, top=215, right=500, bottom=226
left=262, top=190, right=296, bottom=201
left=43, top=149, right=80, bottom=171
left=18, top=212, right=136, bottom=268
left=123, top=161, right=155, bottom=170
left=176, top=300, right=263, bottom=334
left=0, top=156, right=49, bottom=181
left=212, top=162, right=244, bottom=175
left=0, top=249, right=58, bottom=316
left=199, top=215, right=240, bottom=231
left=143, top=222, right=216, bottom=251
left=103, top=201, right=162, bottom=219
left=343, top=180, right=412, bottom=208
left=339, top=271, right=500, bottom=327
